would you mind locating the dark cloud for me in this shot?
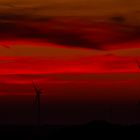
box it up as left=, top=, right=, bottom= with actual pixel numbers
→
left=43, top=30, right=101, bottom=49
left=0, top=17, right=140, bottom=50
left=109, top=15, right=126, bottom=23
left=0, top=12, right=53, bottom=22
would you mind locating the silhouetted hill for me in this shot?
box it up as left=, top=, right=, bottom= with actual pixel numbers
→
left=0, top=121, right=139, bottom=139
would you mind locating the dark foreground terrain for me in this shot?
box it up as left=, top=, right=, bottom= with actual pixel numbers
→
left=0, top=121, right=140, bottom=139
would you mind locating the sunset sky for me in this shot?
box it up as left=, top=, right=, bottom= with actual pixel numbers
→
left=0, top=0, right=140, bottom=125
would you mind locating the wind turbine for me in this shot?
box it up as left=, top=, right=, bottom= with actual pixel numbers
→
left=108, top=103, right=113, bottom=122
left=0, top=44, right=10, bottom=48
left=135, top=58, right=140, bottom=120
left=32, top=80, right=42, bottom=126
left=136, top=59, right=140, bottom=69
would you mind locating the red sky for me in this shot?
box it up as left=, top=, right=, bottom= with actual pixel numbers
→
left=0, top=1, right=140, bottom=125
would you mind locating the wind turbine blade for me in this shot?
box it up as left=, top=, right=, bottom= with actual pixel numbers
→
left=32, top=80, right=41, bottom=126
left=0, top=44, right=10, bottom=48
left=136, top=59, right=140, bottom=69
left=32, top=80, right=39, bottom=93
left=32, top=80, right=42, bottom=95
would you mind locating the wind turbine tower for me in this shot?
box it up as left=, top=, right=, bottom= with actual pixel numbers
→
left=32, top=80, right=42, bottom=126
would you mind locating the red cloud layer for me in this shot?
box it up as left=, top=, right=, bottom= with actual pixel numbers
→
left=0, top=55, right=139, bottom=74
